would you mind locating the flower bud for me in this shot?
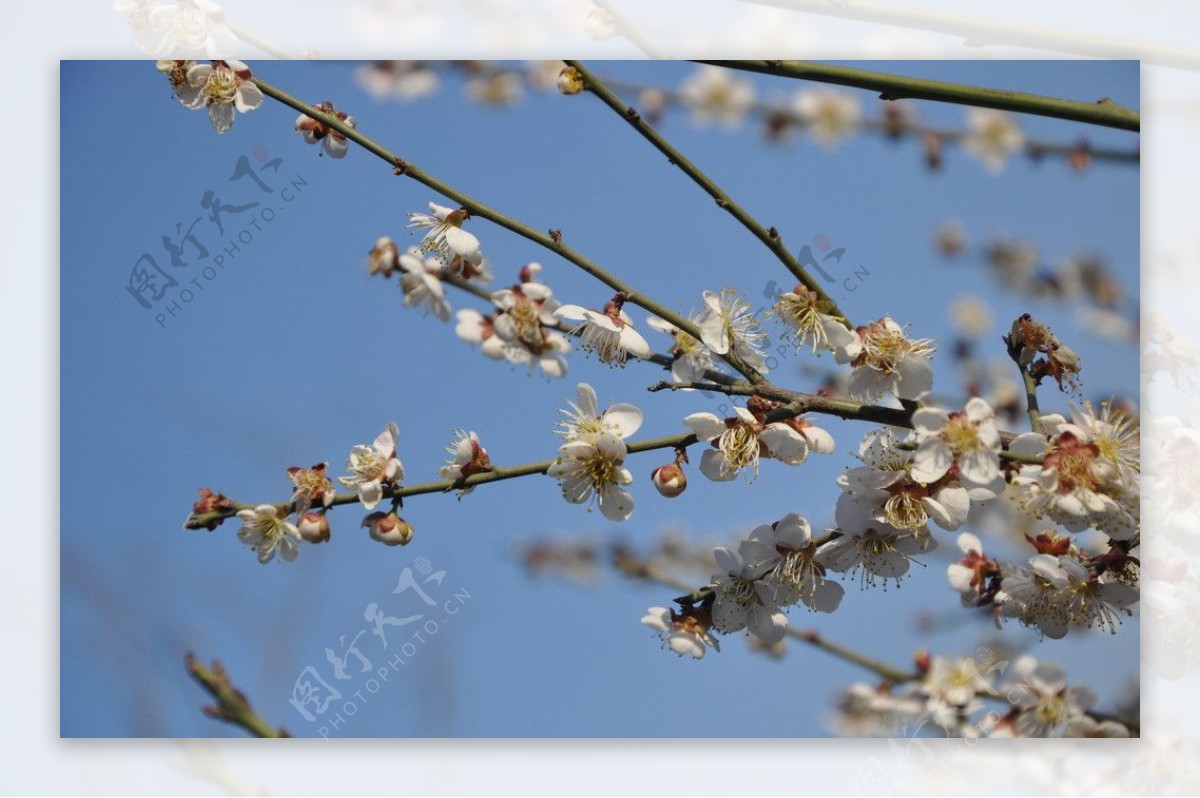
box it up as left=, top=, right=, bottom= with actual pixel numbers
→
left=363, top=510, right=413, bottom=546
left=557, top=66, right=584, bottom=96
left=297, top=511, right=331, bottom=544
left=651, top=462, right=687, bottom=498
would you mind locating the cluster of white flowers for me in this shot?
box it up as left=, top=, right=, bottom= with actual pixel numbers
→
left=156, top=58, right=262, bottom=133
left=547, top=383, right=642, bottom=522
left=684, top=401, right=834, bottom=483
left=223, top=422, right=409, bottom=563
left=832, top=654, right=1128, bottom=738
left=831, top=317, right=936, bottom=403
left=554, top=296, right=650, bottom=367
left=457, top=263, right=571, bottom=378
left=1008, top=404, right=1139, bottom=540
left=643, top=512, right=843, bottom=658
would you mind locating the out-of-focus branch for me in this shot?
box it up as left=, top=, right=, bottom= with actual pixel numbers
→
left=701, top=60, right=1140, bottom=131
left=185, top=654, right=289, bottom=738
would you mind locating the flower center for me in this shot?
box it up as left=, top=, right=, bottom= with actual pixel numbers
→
left=350, top=449, right=386, bottom=479
left=884, top=492, right=928, bottom=529
left=943, top=416, right=982, bottom=454
left=203, top=68, right=237, bottom=104
left=717, top=424, right=762, bottom=475
left=582, top=448, right=623, bottom=489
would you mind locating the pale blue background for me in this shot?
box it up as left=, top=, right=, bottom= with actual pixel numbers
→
left=61, top=60, right=1139, bottom=737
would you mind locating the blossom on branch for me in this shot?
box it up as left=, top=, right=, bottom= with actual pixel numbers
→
left=295, top=101, right=356, bottom=158
left=176, top=59, right=263, bottom=133
left=407, top=202, right=484, bottom=267
left=235, top=504, right=301, bottom=564
left=831, top=317, right=935, bottom=402
left=338, top=422, right=404, bottom=510
left=695, top=289, right=770, bottom=374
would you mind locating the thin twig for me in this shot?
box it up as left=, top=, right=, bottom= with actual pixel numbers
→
left=252, top=75, right=765, bottom=384
left=565, top=59, right=851, bottom=327
left=700, top=60, right=1140, bottom=132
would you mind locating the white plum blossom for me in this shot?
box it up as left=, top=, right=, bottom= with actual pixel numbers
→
left=835, top=428, right=975, bottom=533
left=816, top=519, right=936, bottom=589
left=454, top=308, right=506, bottom=360
left=709, top=546, right=788, bottom=643
left=142, top=0, right=237, bottom=58
left=295, top=101, right=356, bottom=158
left=286, top=462, right=334, bottom=516
left=556, top=382, right=643, bottom=442
left=366, top=236, right=400, bottom=278
left=1001, top=549, right=1137, bottom=639
left=235, top=504, right=301, bottom=564
left=1003, top=656, right=1096, bottom=737
left=554, top=297, right=650, bottom=367
left=684, top=406, right=834, bottom=482
left=793, top=88, right=863, bottom=148
left=909, top=397, right=1002, bottom=485
left=488, top=279, right=570, bottom=377
left=407, top=202, right=483, bottom=267
left=437, top=429, right=492, bottom=495
left=831, top=317, right=935, bottom=403
left=695, top=289, right=769, bottom=374
left=339, top=422, right=404, bottom=510
left=909, top=656, right=993, bottom=733
left=641, top=606, right=720, bottom=659
left=1009, top=413, right=1138, bottom=540
left=546, top=432, right=635, bottom=522
left=772, top=285, right=853, bottom=355
left=963, top=108, right=1026, bottom=173
left=738, top=513, right=844, bottom=612
left=646, top=315, right=714, bottom=384
left=181, top=59, right=263, bottom=133
left=946, top=532, right=998, bottom=607
left=678, top=65, right=756, bottom=128
left=156, top=59, right=201, bottom=106
left=397, top=249, right=451, bottom=321
left=999, top=552, right=1073, bottom=639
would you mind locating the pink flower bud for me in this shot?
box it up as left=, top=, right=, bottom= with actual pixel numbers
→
left=363, top=510, right=414, bottom=546
left=297, top=511, right=331, bottom=544
left=651, top=462, right=687, bottom=498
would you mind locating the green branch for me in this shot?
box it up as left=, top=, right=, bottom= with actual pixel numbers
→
left=700, top=60, right=1140, bottom=132
left=564, top=59, right=850, bottom=327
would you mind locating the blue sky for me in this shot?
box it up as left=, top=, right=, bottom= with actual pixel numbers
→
left=60, top=60, right=1139, bottom=737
